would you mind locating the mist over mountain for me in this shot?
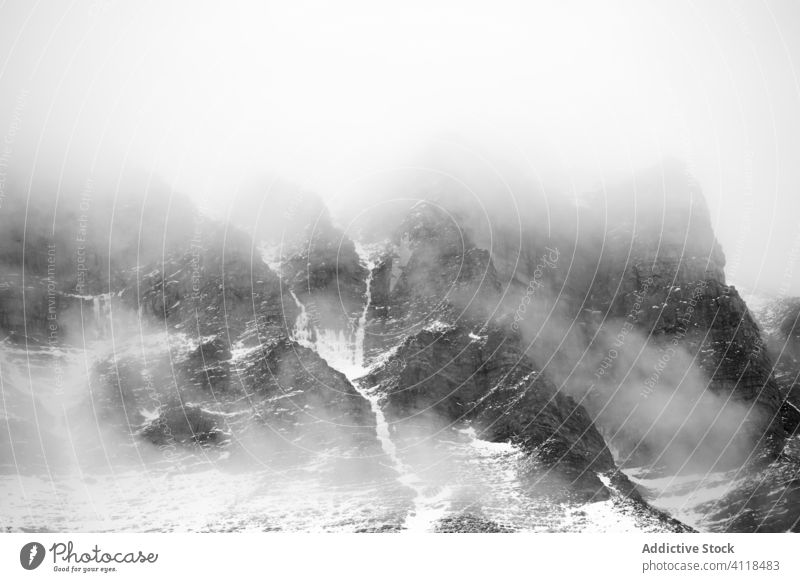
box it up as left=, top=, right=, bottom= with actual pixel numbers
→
left=1, top=151, right=799, bottom=533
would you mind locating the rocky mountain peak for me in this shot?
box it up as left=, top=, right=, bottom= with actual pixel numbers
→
left=589, top=160, right=726, bottom=276
left=4, top=161, right=800, bottom=533
left=397, top=200, right=465, bottom=247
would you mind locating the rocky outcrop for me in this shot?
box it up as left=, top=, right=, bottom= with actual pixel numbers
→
left=236, top=338, right=379, bottom=452
left=140, top=404, right=229, bottom=447
left=576, top=164, right=783, bottom=467
left=471, top=162, right=786, bottom=472
left=89, top=335, right=381, bottom=458
left=280, top=211, right=367, bottom=332
left=366, top=320, right=617, bottom=498
left=43, top=207, right=385, bottom=461
left=357, top=161, right=793, bottom=530
left=84, top=255, right=380, bottom=459
left=134, top=224, right=296, bottom=341
left=366, top=202, right=502, bottom=360
left=357, top=202, right=620, bottom=499
left=0, top=179, right=215, bottom=346
left=701, top=435, right=800, bottom=532
left=751, top=297, right=800, bottom=434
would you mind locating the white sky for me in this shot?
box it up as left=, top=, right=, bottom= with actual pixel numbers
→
left=1, top=0, right=800, bottom=295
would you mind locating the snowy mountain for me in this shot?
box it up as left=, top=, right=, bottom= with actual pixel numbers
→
left=1, top=162, right=798, bottom=532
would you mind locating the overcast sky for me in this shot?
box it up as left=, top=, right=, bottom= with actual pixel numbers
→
left=2, top=0, right=800, bottom=296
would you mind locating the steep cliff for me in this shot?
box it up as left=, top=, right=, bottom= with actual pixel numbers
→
left=752, top=297, right=800, bottom=434
left=3, top=161, right=796, bottom=532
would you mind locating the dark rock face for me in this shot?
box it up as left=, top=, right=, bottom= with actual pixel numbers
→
left=252, top=196, right=688, bottom=527
left=86, top=295, right=378, bottom=461
left=471, top=163, right=785, bottom=474
left=357, top=202, right=622, bottom=500
left=366, top=202, right=502, bottom=360
left=181, top=337, right=233, bottom=394
left=366, top=322, right=615, bottom=497
left=0, top=175, right=390, bottom=470
left=581, top=276, right=784, bottom=471
left=586, top=211, right=783, bottom=465
left=702, top=436, right=800, bottom=532
left=577, top=165, right=782, bottom=467
left=134, top=223, right=296, bottom=341
left=280, top=214, right=367, bottom=332
left=0, top=176, right=197, bottom=345
left=236, top=338, right=378, bottom=452
left=31, top=207, right=385, bottom=463
left=360, top=161, right=793, bottom=531
left=86, top=336, right=380, bottom=458
left=752, top=297, right=800, bottom=434
left=140, top=404, right=228, bottom=447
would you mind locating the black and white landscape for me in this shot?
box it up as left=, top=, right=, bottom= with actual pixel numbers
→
left=1, top=1, right=800, bottom=534
left=1, top=159, right=798, bottom=533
